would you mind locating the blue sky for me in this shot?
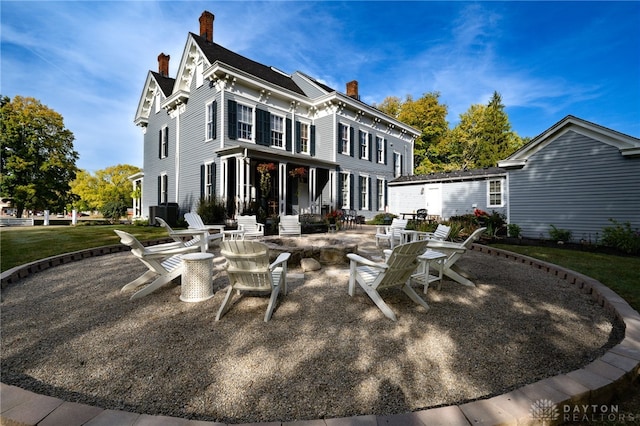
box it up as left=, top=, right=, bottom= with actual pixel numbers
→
left=2, top=1, right=639, bottom=173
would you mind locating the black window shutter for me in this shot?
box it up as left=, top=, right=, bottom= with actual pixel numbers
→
left=349, top=127, right=354, bottom=157
left=157, top=176, right=162, bottom=204
left=286, top=117, right=292, bottom=151
left=349, top=174, right=354, bottom=208
left=337, top=123, right=342, bottom=152
left=374, top=179, right=378, bottom=211
left=310, top=125, right=316, bottom=156
left=384, top=181, right=388, bottom=208
left=158, top=130, right=162, bottom=158
left=393, top=153, right=397, bottom=175
left=162, top=175, right=168, bottom=204
left=212, top=101, right=218, bottom=140
left=200, top=165, right=205, bottom=198
left=163, top=127, right=169, bottom=158
left=400, top=155, right=403, bottom=176
left=295, top=121, right=301, bottom=153
left=368, top=177, right=372, bottom=211
left=263, top=110, right=271, bottom=146
left=255, top=109, right=264, bottom=145
left=384, top=139, right=388, bottom=165
left=227, top=100, right=237, bottom=140
left=368, top=134, right=373, bottom=162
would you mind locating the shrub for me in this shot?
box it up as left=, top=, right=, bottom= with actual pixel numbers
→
left=602, top=219, right=640, bottom=255
left=101, top=200, right=128, bottom=224
left=507, top=223, right=522, bottom=238
left=197, top=197, right=227, bottom=224
left=549, top=225, right=572, bottom=243
left=370, top=213, right=396, bottom=225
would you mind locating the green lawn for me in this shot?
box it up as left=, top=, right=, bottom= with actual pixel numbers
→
left=1, top=225, right=170, bottom=272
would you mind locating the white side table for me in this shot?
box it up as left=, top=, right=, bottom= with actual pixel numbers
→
left=180, top=253, right=214, bottom=302
left=413, top=250, right=448, bottom=294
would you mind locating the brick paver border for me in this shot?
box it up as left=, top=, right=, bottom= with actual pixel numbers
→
left=2, top=242, right=639, bottom=425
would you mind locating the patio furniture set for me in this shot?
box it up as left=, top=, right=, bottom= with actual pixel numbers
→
left=116, top=212, right=485, bottom=322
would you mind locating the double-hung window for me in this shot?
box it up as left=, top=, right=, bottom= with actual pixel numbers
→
left=377, top=179, right=385, bottom=211
left=376, top=136, right=384, bottom=163
left=341, top=172, right=350, bottom=208
left=205, top=163, right=214, bottom=199
left=159, top=126, right=168, bottom=159
left=359, top=175, right=369, bottom=210
left=488, top=179, right=504, bottom=207
left=394, top=152, right=402, bottom=177
left=271, top=115, right=284, bottom=148
left=159, top=174, right=168, bottom=204
left=359, top=131, right=369, bottom=160
left=340, top=124, right=350, bottom=155
left=206, top=101, right=217, bottom=140
left=237, top=104, right=253, bottom=140
left=299, top=122, right=309, bottom=154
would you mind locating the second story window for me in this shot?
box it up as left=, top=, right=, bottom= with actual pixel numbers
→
left=394, top=152, right=402, bottom=177
left=340, top=124, right=350, bottom=155
left=359, top=131, right=369, bottom=160
left=237, top=104, right=253, bottom=140
left=271, top=115, right=284, bottom=148
left=159, top=126, right=168, bottom=159
left=299, top=122, right=309, bottom=154
left=376, top=136, right=384, bottom=164
left=206, top=101, right=217, bottom=140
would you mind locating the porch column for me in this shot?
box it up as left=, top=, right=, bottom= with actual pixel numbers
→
left=309, top=167, right=317, bottom=213
left=279, top=162, right=287, bottom=215
left=329, top=169, right=337, bottom=209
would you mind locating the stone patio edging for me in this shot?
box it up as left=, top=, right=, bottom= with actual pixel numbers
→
left=1, top=243, right=640, bottom=425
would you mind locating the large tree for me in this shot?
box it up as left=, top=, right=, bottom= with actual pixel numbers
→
left=376, top=93, right=449, bottom=174
left=434, top=91, right=524, bottom=171
left=70, top=164, right=141, bottom=212
left=0, top=95, right=79, bottom=217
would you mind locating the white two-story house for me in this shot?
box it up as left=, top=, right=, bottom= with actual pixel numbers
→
left=133, top=10, right=420, bottom=225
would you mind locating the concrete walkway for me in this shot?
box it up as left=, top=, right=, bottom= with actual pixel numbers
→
left=2, top=227, right=640, bottom=425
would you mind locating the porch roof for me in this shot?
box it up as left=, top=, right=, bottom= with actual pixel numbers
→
left=215, top=144, right=338, bottom=168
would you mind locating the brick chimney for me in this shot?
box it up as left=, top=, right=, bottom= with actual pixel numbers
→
left=199, top=11, right=215, bottom=42
left=157, top=53, right=170, bottom=77
left=346, top=80, right=359, bottom=100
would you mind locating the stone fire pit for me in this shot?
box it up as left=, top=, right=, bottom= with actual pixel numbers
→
left=263, top=236, right=357, bottom=267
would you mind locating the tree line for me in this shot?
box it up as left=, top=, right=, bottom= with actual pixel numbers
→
left=2, top=91, right=526, bottom=218
left=1, top=95, right=139, bottom=219
left=375, top=90, right=528, bottom=174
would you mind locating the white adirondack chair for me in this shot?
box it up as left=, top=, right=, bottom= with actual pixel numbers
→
left=419, top=224, right=451, bottom=241
left=347, top=240, right=430, bottom=321
left=424, top=227, right=487, bottom=287
left=216, top=240, right=291, bottom=322
left=278, top=215, right=301, bottom=236
left=375, top=218, right=408, bottom=249
left=155, top=217, right=203, bottom=250
left=114, top=230, right=200, bottom=300
left=183, top=212, right=224, bottom=249
left=236, top=215, right=265, bottom=239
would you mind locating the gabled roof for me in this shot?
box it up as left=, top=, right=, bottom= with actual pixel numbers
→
left=134, top=71, right=176, bottom=125
left=498, top=115, right=640, bottom=168
left=389, top=167, right=507, bottom=185
left=191, top=33, right=305, bottom=96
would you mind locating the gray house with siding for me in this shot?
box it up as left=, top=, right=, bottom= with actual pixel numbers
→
left=498, top=115, right=640, bottom=242
left=388, top=115, right=640, bottom=242
left=132, top=10, right=420, bottom=224
left=388, top=167, right=508, bottom=221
